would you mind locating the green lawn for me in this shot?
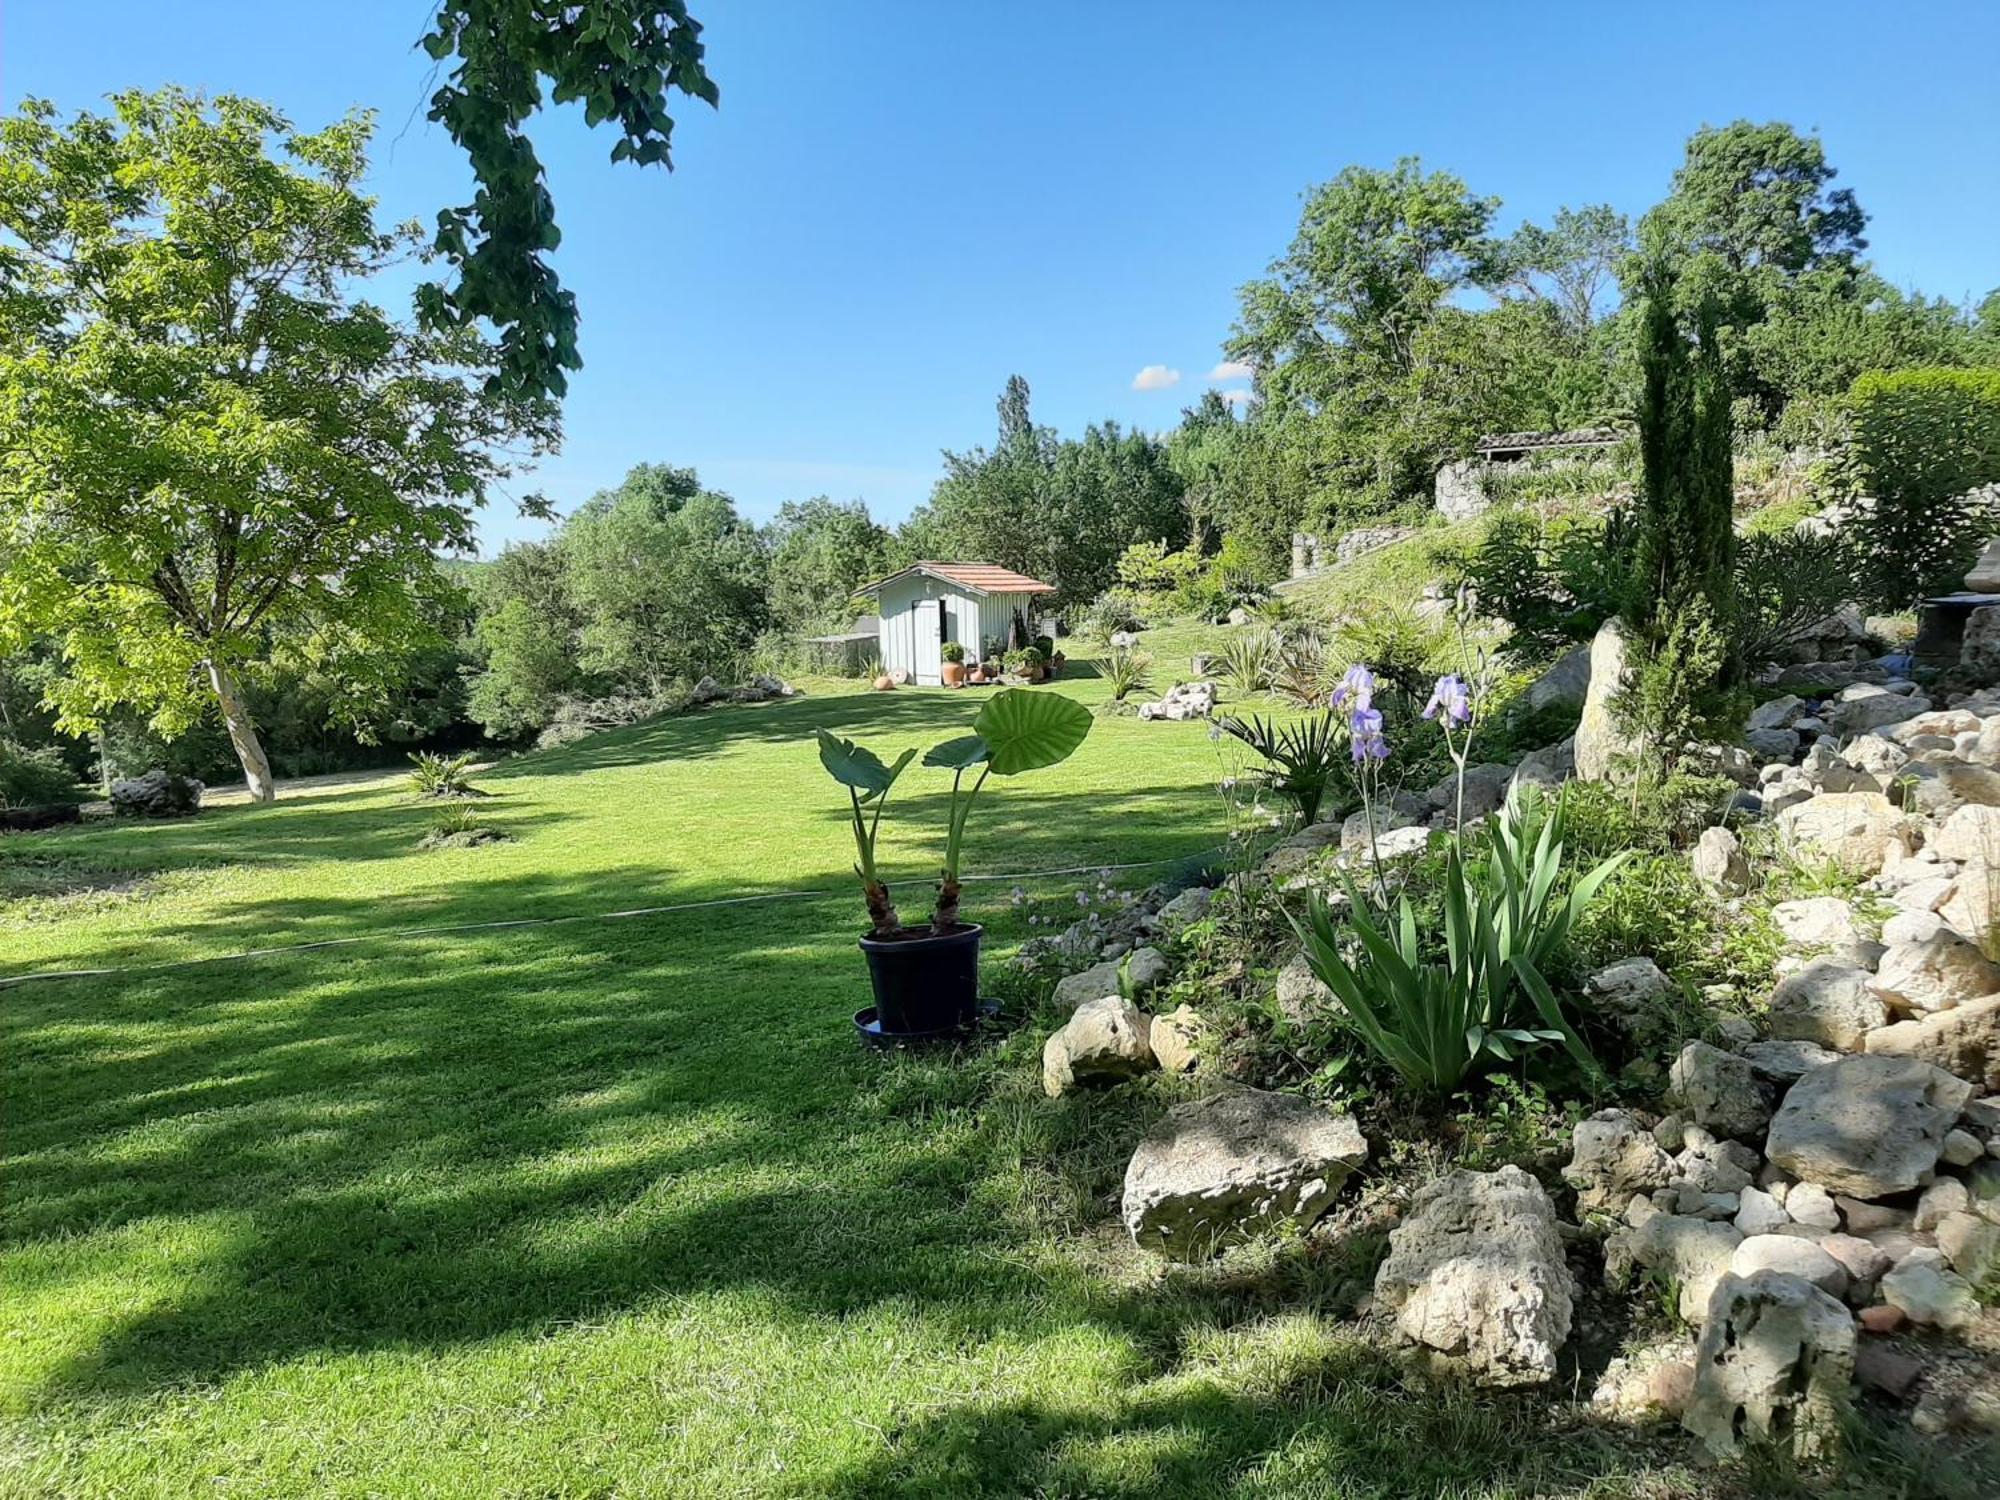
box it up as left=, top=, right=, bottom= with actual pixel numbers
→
left=0, top=669, right=1971, bottom=1497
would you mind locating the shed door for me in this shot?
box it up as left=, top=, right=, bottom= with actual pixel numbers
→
left=912, top=599, right=944, bottom=685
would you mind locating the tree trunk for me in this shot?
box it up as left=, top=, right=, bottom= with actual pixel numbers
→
left=207, top=660, right=276, bottom=803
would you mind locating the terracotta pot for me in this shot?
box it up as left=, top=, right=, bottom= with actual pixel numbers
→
left=873, top=674, right=896, bottom=691
left=967, top=668, right=987, bottom=684
left=941, top=660, right=966, bottom=687
left=1047, top=652, right=1066, bottom=679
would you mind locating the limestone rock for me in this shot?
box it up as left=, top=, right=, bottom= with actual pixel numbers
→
left=108, top=768, right=203, bottom=818
left=1372, top=1166, right=1573, bottom=1387
left=1747, top=726, right=1800, bottom=763
left=1122, top=1089, right=1366, bottom=1259
left=1521, top=644, right=1592, bottom=712
left=1668, top=1041, right=1772, bottom=1140
left=1964, top=606, right=2000, bottom=677
left=1868, top=929, right=2000, bottom=1016
left=1692, top=827, right=1750, bottom=895
left=1563, top=1109, right=1676, bottom=1214
left=1864, top=993, right=2000, bottom=1090
left=1683, top=1271, right=1856, bottom=1460
left=1051, top=946, right=1170, bottom=1014
left=1765, top=1055, right=1974, bottom=1199
left=1155, top=885, right=1215, bottom=936
left=1966, top=537, right=2000, bottom=592
left=1842, top=733, right=1909, bottom=779
left=1729, top=1235, right=1849, bottom=1298
left=1828, top=688, right=1930, bottom=736
left=1748, top=695, right=1805, bottom=733
left=1043, top=997, right=1155, bottom=1097
left=1933, top=803, right=2000, bottom=863
left=1149, top=1005, right=1207, bottom=1074
left=1739, top=1038, right=1844, bottom=1082
left=1768, top=961, right=1887, bottom=1051
left=1612, top=1214, right=1743, bottom=1324
left=1937, top=1211, right=2000, bottom=1281
left=1734, top=1186, right=1792, bottom=1236
left=1771, top=897, right=1862, bottom=951
left=1775, top=792, right=1904, bottom=878
left=1575, top=619, right=1641, bottom=782
left=1880, top=1248, right=1978, bottom=1330
left=1509, top=736, right=1575, bottom=792
left=1274, top=953, right=1332, bottom=1026
left=1583, top=957, right=1673, bottom=1025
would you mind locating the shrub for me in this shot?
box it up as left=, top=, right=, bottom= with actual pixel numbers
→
left=409, top=750, right=482, bottom=798
left=1849, top=367, right=2000, bottom=608
left=1003, top=645, right=1047, bottom=674
left=0, top=740, right=79, bottom=808
left=1453, top=505, right=1635, bottom=660
left=1102, top=649, right=1152, bottom=703
left=1733, top=528, right=1862, bottom=664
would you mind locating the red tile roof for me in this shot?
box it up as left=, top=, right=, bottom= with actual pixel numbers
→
left=863, top=561, right=1054, bottom=596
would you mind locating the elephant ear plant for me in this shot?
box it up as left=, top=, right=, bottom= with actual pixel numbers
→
left=924, top=688, right=1093, bottom=930
left=815, top=730, right=918, bottom=936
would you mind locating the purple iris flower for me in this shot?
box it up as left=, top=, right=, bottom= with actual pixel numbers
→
left=1422, top=673, right=1473, bottom=725
left=1348, top=705, right=1389, bottom=762
left=1332, top=663, right=1376, bottom=712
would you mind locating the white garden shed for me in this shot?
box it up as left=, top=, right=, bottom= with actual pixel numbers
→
left=861, top=562, right=1054, bottom=685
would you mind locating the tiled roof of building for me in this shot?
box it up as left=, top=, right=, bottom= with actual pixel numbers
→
left=1475, top=427, right=1624, bottom=453
left=862, top=561, right=1055, bottom=596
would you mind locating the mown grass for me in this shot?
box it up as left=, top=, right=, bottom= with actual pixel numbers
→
left=1, top=666, right=1988, bottom=1497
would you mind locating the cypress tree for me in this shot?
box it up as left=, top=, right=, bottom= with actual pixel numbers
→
left=1631, top=258, right=1738, bottom=679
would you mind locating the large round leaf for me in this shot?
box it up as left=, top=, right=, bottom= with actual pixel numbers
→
left=972, top=689, right=1091, bottom=775
left=816, top=730, right=915, bottom=799
left=923, top=734, right=989, bottom=771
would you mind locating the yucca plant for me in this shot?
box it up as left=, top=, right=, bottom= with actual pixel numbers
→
left=1218, top=630, right=1278, bottom=693
left=1102, top=647, right=1153, bottom=703
left=1274, top=627, right=1328, bottom=705
left=409, top=750, right=481, bottom=798
left=427, top=801, right=485, bottom=838
left=1216, top=711, right=1342, bottom=826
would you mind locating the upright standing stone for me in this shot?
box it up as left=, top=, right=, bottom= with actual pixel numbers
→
left=1575, top=618, right=1640, bottom=782
left=1683, top=1271, right=1856, bottom=1459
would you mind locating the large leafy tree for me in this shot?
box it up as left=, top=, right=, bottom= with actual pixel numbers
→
left=1494, top=204, right=1631, bottom=338
left=0, top=90, right=551, bottom=801
left=419, top=0, right=718, bottom=402
left=1638, top=120, right=1869, bottom=411
left=764, top=498, right=893, bottom=634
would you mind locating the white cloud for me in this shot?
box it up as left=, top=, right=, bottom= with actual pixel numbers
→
left=1219, top=389, right=1253, bottom=408
left=1130, top=364, right=1181, bottom=392
left=1208, top=360, right=1254, bottom=382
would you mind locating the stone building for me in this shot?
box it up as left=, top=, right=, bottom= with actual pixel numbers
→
left=1434, top=427, right=1624, bottom=521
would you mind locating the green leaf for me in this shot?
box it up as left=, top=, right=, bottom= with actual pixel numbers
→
left=923, top=735, right=989, bottom=771
left=815, top=729, right=913, bottom=799
left=972, top=689, right=1091, bottom=776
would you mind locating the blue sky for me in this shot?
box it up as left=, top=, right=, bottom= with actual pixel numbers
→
left=7, top=2, right=1998, bottom=553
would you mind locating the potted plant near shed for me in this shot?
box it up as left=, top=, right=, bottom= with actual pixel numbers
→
left=940, top=640, right=967, bottom=687
left=1005, top=645, right=1046, bottom=682
left=816, top=689, right=1091, bottom=1041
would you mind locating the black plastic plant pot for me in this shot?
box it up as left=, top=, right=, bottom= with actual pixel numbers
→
left=857, top=923, right=982, bottom=1038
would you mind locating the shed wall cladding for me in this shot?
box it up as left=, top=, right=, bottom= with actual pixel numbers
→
left=878, top=575, right=978, bottom=684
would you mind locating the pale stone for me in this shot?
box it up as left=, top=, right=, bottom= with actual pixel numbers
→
left=1932, top=803, right=2000, bottom=863
left=1575, top=619, right=1641, bottom=782
left=1842, top=733, right=1909, bottom=778
left=1043, top=997, right=1156, bottom=1096
left=1748, top=695, right=1805, bottom=732
left=1583, top=957, right=1673, bottom=1025
left=1610, top=1214, right=1743, bottom=1325
left=1768, top=961, right=1886, bottom=1051
left=1770, top=897, right=1860, bottom=951
left=1683, top=1272, right=1855, bottom=1460
left=1880, top=1249, right=1978, bottom=1329
left=1774, top=792, right=1905, bottom=878
left=1374, top=1166, right=1573, bottom=1386
left=1937, top=1210, right=2000, bottom=1281
left=1819, top=1233, right=1891, bottom=1283
left=1149, top=1004, right=1207, bottom=1074
left=1730, top=1235, right=1849, bottom=1298
left=1786, top=1182, right=1842, bottom=1231
left=1122, top=1088, right=1366, bottom=1259
left=1739, top=1039, right=1843, bottom=1082
left=1828, top=689, right=1930, bottom=736
left=1869, top=929, right=2000, bottom=1016
left=1914, top=1177, right=1969, bottom=1231
left=1864, top=994, right=2000, bottom=1091
left=1563, top=1108, right=1676, bottom=1215
left=1668, top=1042, right=1772, bottom=1139
left=1052, top=947, right=1170, bottom=1014
left=1273, top=953, right=1332, bottom=1026
left=1966, top=537, right=2000, bottom=592
left=1691, top=826, right=1750, bottom=894
left=1944, top=1127, right=1986, bottom=1166
left=1764, top=1055, right=1973, bottom=1199
left=1733, top=1186, right=1792, bottom=1236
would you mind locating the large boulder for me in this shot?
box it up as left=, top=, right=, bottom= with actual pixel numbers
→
left=1964, top=606, right=2000, bottom=678
left=1042, top=997, right=1155, bottom=1097
left=1864, top=993, right=2000, bottom=1090
left=1575, top=619, right=1641, bottom=782
left=1522, top=644, right=1591, bottom=712
left=1767, top=960, right=1886, bottom=1051
left=108, top=768, right=203, bottom=818
left=1122, top=1089, right=1366, bottom=1260
left=1765, top=1055, right=1974, bottom=1198
left=1667, top=1041, right=1772, bottom=1139
left=1509, top=736, right=1575, bottom=793
left=1372, top=1166, right=1574, bottom=1387
left=1563, top=1109, right=1676, bottom=1214
left=1827, top=687, right=1930, bottom=737
left=1868, top=929, right=2000, bottom=1016
left=1774, top=792, right=1903, bottom=878
left=1683, top=1272, right=1856, bottom=1460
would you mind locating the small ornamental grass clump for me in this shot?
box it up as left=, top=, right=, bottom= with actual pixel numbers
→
left=1293, top=661, right=1628, bottom=1094
left=408, top=750, right=483, bottom=798
left=1101, top=648, right=1153, bottom=703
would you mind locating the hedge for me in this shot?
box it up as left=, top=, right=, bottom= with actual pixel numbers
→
left=1850, top=366, right=2000, bottom=606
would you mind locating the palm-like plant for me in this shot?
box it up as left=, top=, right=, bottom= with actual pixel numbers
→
left=409, top=750, right=480, bottom=797
left=1216, top=711, right=1342, bottom=826
left=1218, top=630, right=1279, bottom=693
left=1273, top=627, right=1328, bottom=705
left=1102, top=647, right=1153, bottom=703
